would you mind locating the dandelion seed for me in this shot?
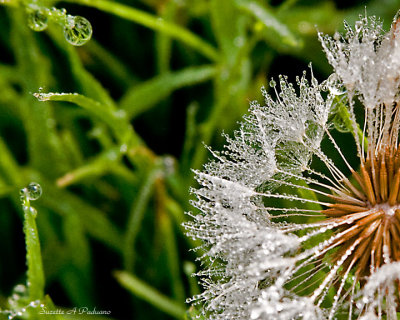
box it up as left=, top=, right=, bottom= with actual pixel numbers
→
left=187, top=12, right=400, bottom=320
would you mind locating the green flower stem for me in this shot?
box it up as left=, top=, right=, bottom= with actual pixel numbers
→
left=114, top=271, right=186, bottom=319
left=61, top=0, right=220, bottom=61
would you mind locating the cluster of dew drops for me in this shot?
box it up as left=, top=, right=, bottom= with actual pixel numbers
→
left=2, top=284, right=43, bottom=319
left=19, top=182, right=42, bottom=217
left=26, top=4, right=92, bottom=46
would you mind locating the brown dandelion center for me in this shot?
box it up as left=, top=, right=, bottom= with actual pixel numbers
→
left=321, top=145, right=400, bottom=281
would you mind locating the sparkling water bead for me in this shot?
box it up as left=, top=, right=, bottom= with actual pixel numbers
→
left=63, top=16, right=92, bottom=46
left=29, top=207, right=37, bottom=218
left=27, top=182, right=42, bottom=200
left=27, top=9, right=48, bottom=32
left=19, top=188, right=28, bottom=203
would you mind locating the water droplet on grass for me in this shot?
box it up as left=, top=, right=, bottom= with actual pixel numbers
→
left=26, top=182, right=42, bottom=200
left=29, top=207, right=37, bottom=218
left=120, top=144, right=128, bottom=153
left=27, top=9, right=48, bottom=32
left=63, top=16, right=92, bottom=46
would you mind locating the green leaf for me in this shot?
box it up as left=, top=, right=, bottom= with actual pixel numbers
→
left=119, top=65, right=216, bottom=119
left=114, top=271, right=186, bottom=319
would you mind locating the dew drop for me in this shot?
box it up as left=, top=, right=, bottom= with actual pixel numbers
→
left=27, top=182, right=42, bottom=200
left=29, top=207, right=37, bottom=218
left=14, top=284, right=26, bottom=293
left=234, top=36, right=244, bottom=47
left=19, top=188, right=27, bottom=199
left=114, top=109, right=126, bottom=119
left=27, top=9, right=48, bottom=32
left=63, top=16, right=92, bottom=46
left=48, top=7, right=58, bottom=17
left=119, top=144, right=128, bottom=153
left=269, top=79, right=276, bottom=88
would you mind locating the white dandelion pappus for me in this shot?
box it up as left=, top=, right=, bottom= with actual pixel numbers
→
left=186, top=12, right=400, bottom=320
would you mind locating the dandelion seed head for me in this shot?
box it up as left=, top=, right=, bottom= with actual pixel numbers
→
left=188, top=11, right=400, bottom=320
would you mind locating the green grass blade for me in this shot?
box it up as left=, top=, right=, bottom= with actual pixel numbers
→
left=34, top=92, right=142, bottom=147
left=47, top=28, right=116, bottom=108
left=21, top=185, right=45, bottom=301
left=86, top=40, right=136, bottom=88
left=123, top=165, right=161, bottom=271
left=114, top=271, right=185, bottom=319
left=9, top=9, right=70, bottom=177
left=181, top=102, right=199, bottom=174
left=237, top=1, right=301, bottom=49
left=39, top=179, right=124, bottom=252
left=210, top=0, right=246, bottom=66
left=61, top=213, right=94, bottom=307
left=119, top=65, right=216, bottom=119
left=56, top=147, right=122, bottom=187
left=160, top=208, right=185, bottom=302
left=0, top=137, right=22, bottom=186
left=155, top=1, right=178, bottom=73
left=62, top=0, right=219, bottom=61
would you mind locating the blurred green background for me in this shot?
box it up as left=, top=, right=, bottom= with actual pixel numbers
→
left=0, top=0, right=399, bottom=319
